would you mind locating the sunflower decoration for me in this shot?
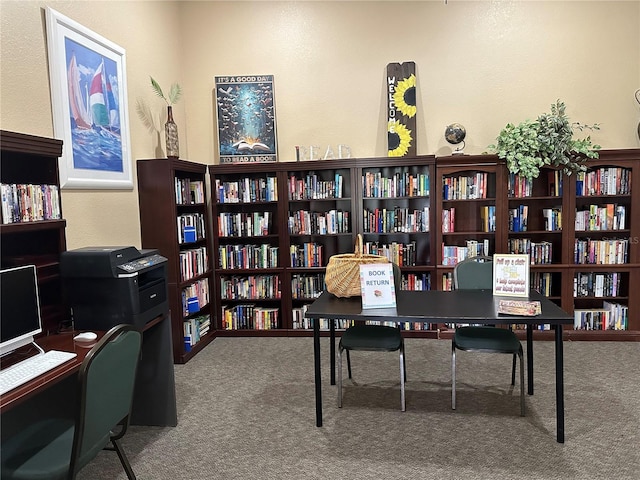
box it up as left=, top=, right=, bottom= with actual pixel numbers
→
left=388, top=120, right=412, bottom=157
left=393, top=73, right=417, bottom=118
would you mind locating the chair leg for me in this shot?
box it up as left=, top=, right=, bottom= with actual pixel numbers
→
left=399, top=342, right=406, bottom=412
left=451, top=341, right=456, bottom=410
left=337, top=344, right=343, bottom=408
left=346, top=349, right=352, bottom=379
left=111, top=438, right=137, bottom=480
left=511, top=353, right=517, bottom=385
left=519, top=347, right=525, bottom=417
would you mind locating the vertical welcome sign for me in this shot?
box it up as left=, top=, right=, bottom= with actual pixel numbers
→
left=386, top=62, right=417, bottom=157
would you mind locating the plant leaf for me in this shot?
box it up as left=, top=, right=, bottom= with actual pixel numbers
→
left=168, top=83, right=182, bottom=104
left=150, top=76, right=168, bottom=104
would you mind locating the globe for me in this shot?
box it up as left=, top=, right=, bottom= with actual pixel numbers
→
left=445, top=123, right=466, bottom=145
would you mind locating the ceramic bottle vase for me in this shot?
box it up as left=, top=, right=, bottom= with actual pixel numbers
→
left=165, top=105, right=179, bottom=158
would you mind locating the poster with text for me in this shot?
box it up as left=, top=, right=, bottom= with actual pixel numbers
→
left=215, top=75, right=277, bottom=163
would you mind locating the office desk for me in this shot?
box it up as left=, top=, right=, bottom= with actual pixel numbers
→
left=1, top=313, right=177, bottom=427
left=305, top=290, right=573, bottom=443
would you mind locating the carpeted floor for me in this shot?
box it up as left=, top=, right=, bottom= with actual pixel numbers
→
left=77, top=337, right=640, bottom=479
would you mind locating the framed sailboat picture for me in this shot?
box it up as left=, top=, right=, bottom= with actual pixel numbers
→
left=45, top=7, right=132, bottom=189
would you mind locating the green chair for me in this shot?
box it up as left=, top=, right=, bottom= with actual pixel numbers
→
left=337, top=263, right=406, bottom=411
left=1, top=324, right=143, bottom=480
left=452, top=255, right=525, bottom=416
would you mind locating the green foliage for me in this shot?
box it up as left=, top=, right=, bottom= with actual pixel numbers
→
left=489, top=100, right=600, bottom=180
left=150, top=76, right=182, bottom=105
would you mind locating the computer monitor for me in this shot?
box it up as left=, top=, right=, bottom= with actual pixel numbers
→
left=0, top=265, right=43, bottom=357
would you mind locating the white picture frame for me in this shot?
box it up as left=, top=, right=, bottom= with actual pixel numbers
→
left=45, top=7, right=132, bottom=189
left=492, top=253, right=530, bottom=297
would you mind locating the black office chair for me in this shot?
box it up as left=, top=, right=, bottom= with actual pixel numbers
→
left=1, top=324, right=143, bottom=480
left=337, top=263, right=406, bottom=411
left=452, top=255, right=525, bottom=416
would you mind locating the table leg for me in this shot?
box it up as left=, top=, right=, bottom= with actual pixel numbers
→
left=330, top=319, right=336, bottom=385
left=555, top=323, right=565, bottom=443
left=314, top=318, right=322, bottom=427
left=527, top=324, right=534, bottom=395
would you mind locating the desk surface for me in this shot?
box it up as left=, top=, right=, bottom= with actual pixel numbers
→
left=0, top=331, right=103, bottom=413
left=305, top=290, right=573, bottom=325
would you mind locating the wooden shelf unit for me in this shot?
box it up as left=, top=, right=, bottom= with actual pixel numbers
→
left=204, top=150, right=639, bottom=341
left=137, top=158, right=215, bottom=363
left=0, top=130, right=68, bottom=335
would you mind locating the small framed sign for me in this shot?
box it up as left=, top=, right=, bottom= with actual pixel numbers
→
left=492, top=254, right=530, bottom=297
left=359, top=263, right=397, bottom=309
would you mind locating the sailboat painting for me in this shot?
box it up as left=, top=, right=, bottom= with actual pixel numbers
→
left=46, top=7, right=132, bottom=189
left=65, top=38, right=122, bottom=172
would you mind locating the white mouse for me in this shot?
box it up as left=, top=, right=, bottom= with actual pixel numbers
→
left=74, top=331, right=97, bottom=342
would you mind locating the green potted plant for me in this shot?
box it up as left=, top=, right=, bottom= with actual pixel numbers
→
left=489, top=100, right=601, bottom=180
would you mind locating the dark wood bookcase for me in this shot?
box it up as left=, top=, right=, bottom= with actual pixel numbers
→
left=137, top=158, right=214, bottom=363
left=209, top=156, right=437, bottom=336
left=208, top=151, right=638, bottom=341
left=0, top=130, right=68, bottom=335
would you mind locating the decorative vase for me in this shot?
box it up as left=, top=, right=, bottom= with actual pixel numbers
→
left=165, top=106, right=179, bottom=158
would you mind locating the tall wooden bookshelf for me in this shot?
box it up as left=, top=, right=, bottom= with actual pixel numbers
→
left=0, top=130, right=68, bottom=335
left=206, top=150, right=639, bottom=341
left=137, top=158, right=215, bottom=363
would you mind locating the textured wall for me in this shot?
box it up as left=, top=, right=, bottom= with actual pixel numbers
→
left=1, top=1, right=639, bottom=249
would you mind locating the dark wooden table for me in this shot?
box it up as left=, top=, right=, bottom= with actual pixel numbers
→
left=305, top=289, right=573, bottom=443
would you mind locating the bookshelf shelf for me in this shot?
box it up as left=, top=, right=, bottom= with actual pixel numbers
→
left=137, top=158, right=214, bottom=364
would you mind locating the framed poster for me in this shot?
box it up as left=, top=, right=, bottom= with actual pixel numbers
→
left=492, top=254, right=530, bottom=297
left=215, top=75, right=277, bottom=163
left=45, top=7, right=132, bottom=189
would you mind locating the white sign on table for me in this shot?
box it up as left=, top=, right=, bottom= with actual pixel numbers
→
left=359, top=263, right=397, bottom=309
left=492, top=253, right=530, bottom=297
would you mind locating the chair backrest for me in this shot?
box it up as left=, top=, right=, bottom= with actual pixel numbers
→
left=392, top=263, right=401, bottom=292
left=454, top=255, right=493, bottom=290
left=70, top=324, right=142, bottom=476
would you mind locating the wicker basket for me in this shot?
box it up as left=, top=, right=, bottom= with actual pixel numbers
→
left=325, top=234, right=390, bottom=298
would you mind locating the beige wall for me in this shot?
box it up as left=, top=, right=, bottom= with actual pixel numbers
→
left=1, top=1, right=639, bottom=250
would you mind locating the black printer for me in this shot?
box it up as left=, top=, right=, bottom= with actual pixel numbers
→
left=61, top=246, right=169, bottom=331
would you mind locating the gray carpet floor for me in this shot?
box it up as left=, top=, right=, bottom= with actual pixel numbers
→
left=77, top=337, right=640, bottom=479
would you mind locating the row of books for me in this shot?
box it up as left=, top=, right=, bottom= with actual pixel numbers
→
left=480, top=205, right=496, bottom=233
left=291, top=273, right=325, bottom=299
left=288, top=209, right=349, bottom=235
left=220, top=274, right=281, bottom=300
left=179, top=246, right=209, bottom=282
left=574, top=301, right=628, bottom=330
left=531, top=272, right=554, bottom=297
left=215, top=176, right=278, bottom=203
left=217, top=211, right=272, bottom=237
left=363, top=206, right=429, bottom=233
left=441, top=240, right=490, bottom=266
left=183, top=314, right=211, bottom=352
left=509, top=205, right=529, bottom=232
left=508, top=239, right=553, bottom=264
left=573, top=272, right=622, bottom=298
left=576, top=167, right=631, bottom=196
left=291, top=308, right=352, bottom=330
left=573, top=238, right=629, bottom=265
left=218, top=244, right=279, bottom=269
left=362, top=241, right=418, bottom=267
left=442, top=172, right=490, bottom=200
left=290, top=243, right=323, bottom=267
left=508, top=171, right=564, bottom=198
left=221, top=304, right=280, bottom=330
left=575, top=204, right=626, bottom=231
left=288, top=173, right=343, bottom=200
left=542, top=207, right=562, bottom=231
left=181, top=278, right=210, bottom=317
left=362, top=171, right=430, bottom=198
left=400, top=273, right=431, bottom=291
left=175, top=178, right=204, bottom=205
left=177, top=213, right=206, bottom=244
left=1, top=183, right=61, bottom=224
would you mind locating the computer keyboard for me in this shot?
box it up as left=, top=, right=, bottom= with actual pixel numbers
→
left=0, top=350, right=78, bottom=396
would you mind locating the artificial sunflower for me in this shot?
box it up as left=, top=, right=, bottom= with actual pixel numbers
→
left=388, top=120, right=412, bottom=157
left=393, top=73, right=417, bottom=118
